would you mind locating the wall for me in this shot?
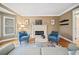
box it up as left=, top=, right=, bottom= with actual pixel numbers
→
left=16, top=16, right=60, bottom=34
left=59, top=6, right=79, bottom=41
left=0, top=15, right=1, bottom=38
left=59, top=11, right=72, bottom=40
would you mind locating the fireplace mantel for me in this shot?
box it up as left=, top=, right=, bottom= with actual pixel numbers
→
left=31, top=25, right=48, bottom=42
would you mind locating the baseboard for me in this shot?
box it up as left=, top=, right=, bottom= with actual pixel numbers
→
left=60, top=35, right=73, bottom=43
left=0, top=38, right=17, bottom=43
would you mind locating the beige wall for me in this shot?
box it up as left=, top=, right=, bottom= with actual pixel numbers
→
left=0, top=15, right=1, bottom=38
left=16, top=16, right=60, bottom=34
left=59, top=6, right=79, bottom=40
left=59, top=11, right=72, bottom=40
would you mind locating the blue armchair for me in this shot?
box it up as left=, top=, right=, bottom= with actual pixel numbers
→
left=48, top=31, right=60, bottom=43
left=19, top=32, right=30, bottom=44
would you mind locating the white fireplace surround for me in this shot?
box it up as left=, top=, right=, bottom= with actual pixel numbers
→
left=31, top=25, right=48, bottom=42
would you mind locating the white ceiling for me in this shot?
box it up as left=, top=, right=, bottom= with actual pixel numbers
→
left=3, top=3, right=79, bottom=16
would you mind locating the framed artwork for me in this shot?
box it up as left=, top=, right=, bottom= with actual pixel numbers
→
left=35, top=19, right=42, bottom=25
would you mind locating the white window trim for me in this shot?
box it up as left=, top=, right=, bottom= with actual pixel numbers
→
left=3, top=16, right=16, bottom=36
left=72, top=8, right=79, bottom=42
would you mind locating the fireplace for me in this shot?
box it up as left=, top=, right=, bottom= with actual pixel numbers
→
left=35, top=31, right=45, bottom=38
left=31, top=25, right=48, bottom=42
left=35, top=31, right=44, bottom=35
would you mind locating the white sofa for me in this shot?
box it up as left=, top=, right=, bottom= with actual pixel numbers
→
left=75, top=50, right=79, bottom=55
left=0, top=43, right=68, bottom=55
left=9, top=47, right=40, bottom=55
left=41, top=47, right=68, bottom=55
left=0, top=44, right=15, bottom=55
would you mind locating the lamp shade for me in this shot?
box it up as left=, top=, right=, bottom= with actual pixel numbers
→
left=20, top=24, right=25, bottom=28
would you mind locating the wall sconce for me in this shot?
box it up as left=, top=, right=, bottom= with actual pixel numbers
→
left=18, top=24, right=25, bottom=31
left=25, top=19, right=29, bottom=25
left=51, top=19, right=55, bottom=25
left=20, top=24, right=25, bottom=28
left=17, top=20, right=28, bottom=31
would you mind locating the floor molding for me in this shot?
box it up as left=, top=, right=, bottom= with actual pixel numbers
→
left=60, top=35, right=73, bottom=43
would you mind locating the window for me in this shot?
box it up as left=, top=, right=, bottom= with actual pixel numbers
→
left=3, top=16, right=16, bottom=36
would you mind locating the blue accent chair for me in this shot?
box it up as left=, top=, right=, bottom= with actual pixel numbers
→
left=19, top=32, right=30, bottom=44
left=48, top=31, right=60, bottom=44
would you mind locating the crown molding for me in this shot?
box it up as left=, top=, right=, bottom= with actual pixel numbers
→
left=58, top=4, right=79, bottom=16
left=1, top=3, right=79, bottom=16
left=0, top=3, right=19, bottom=15
left=20, top=14, right=60, bottom=16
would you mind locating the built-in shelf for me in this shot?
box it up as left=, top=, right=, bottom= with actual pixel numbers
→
left=60, top=19, right=69, bottom=23
left=59, top=19, right=69, bottom=26
left=60, top=23, right=69, bottom=25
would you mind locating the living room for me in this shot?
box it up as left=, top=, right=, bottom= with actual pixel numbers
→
left=0, top=3, right=79, bottom=55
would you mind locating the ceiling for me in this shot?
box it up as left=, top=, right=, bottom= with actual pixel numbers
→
left=3, top=3, right=79, bottom=16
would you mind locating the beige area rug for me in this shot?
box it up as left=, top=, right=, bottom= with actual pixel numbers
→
left=19, top=41, right=59, bottom=48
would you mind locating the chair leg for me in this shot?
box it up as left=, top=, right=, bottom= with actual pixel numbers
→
left=26, top=39, right=29, bottom=43
left=19, top=41, right=21, bottom=45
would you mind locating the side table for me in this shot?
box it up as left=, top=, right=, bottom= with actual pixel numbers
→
left=29, top=37, right=35, bottom=44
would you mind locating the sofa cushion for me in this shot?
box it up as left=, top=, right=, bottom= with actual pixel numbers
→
left=0, top=43, right=15, bottom=55
left=20, top=36, right=28, bottom=40
left=9, top=47, right=40, bottom=55
left=75, top=50, right=79, bottom=55
left=41, top=47, right=68, bottom=55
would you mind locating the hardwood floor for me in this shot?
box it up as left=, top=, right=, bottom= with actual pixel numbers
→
left=58, top=38, right=70, bottom=48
